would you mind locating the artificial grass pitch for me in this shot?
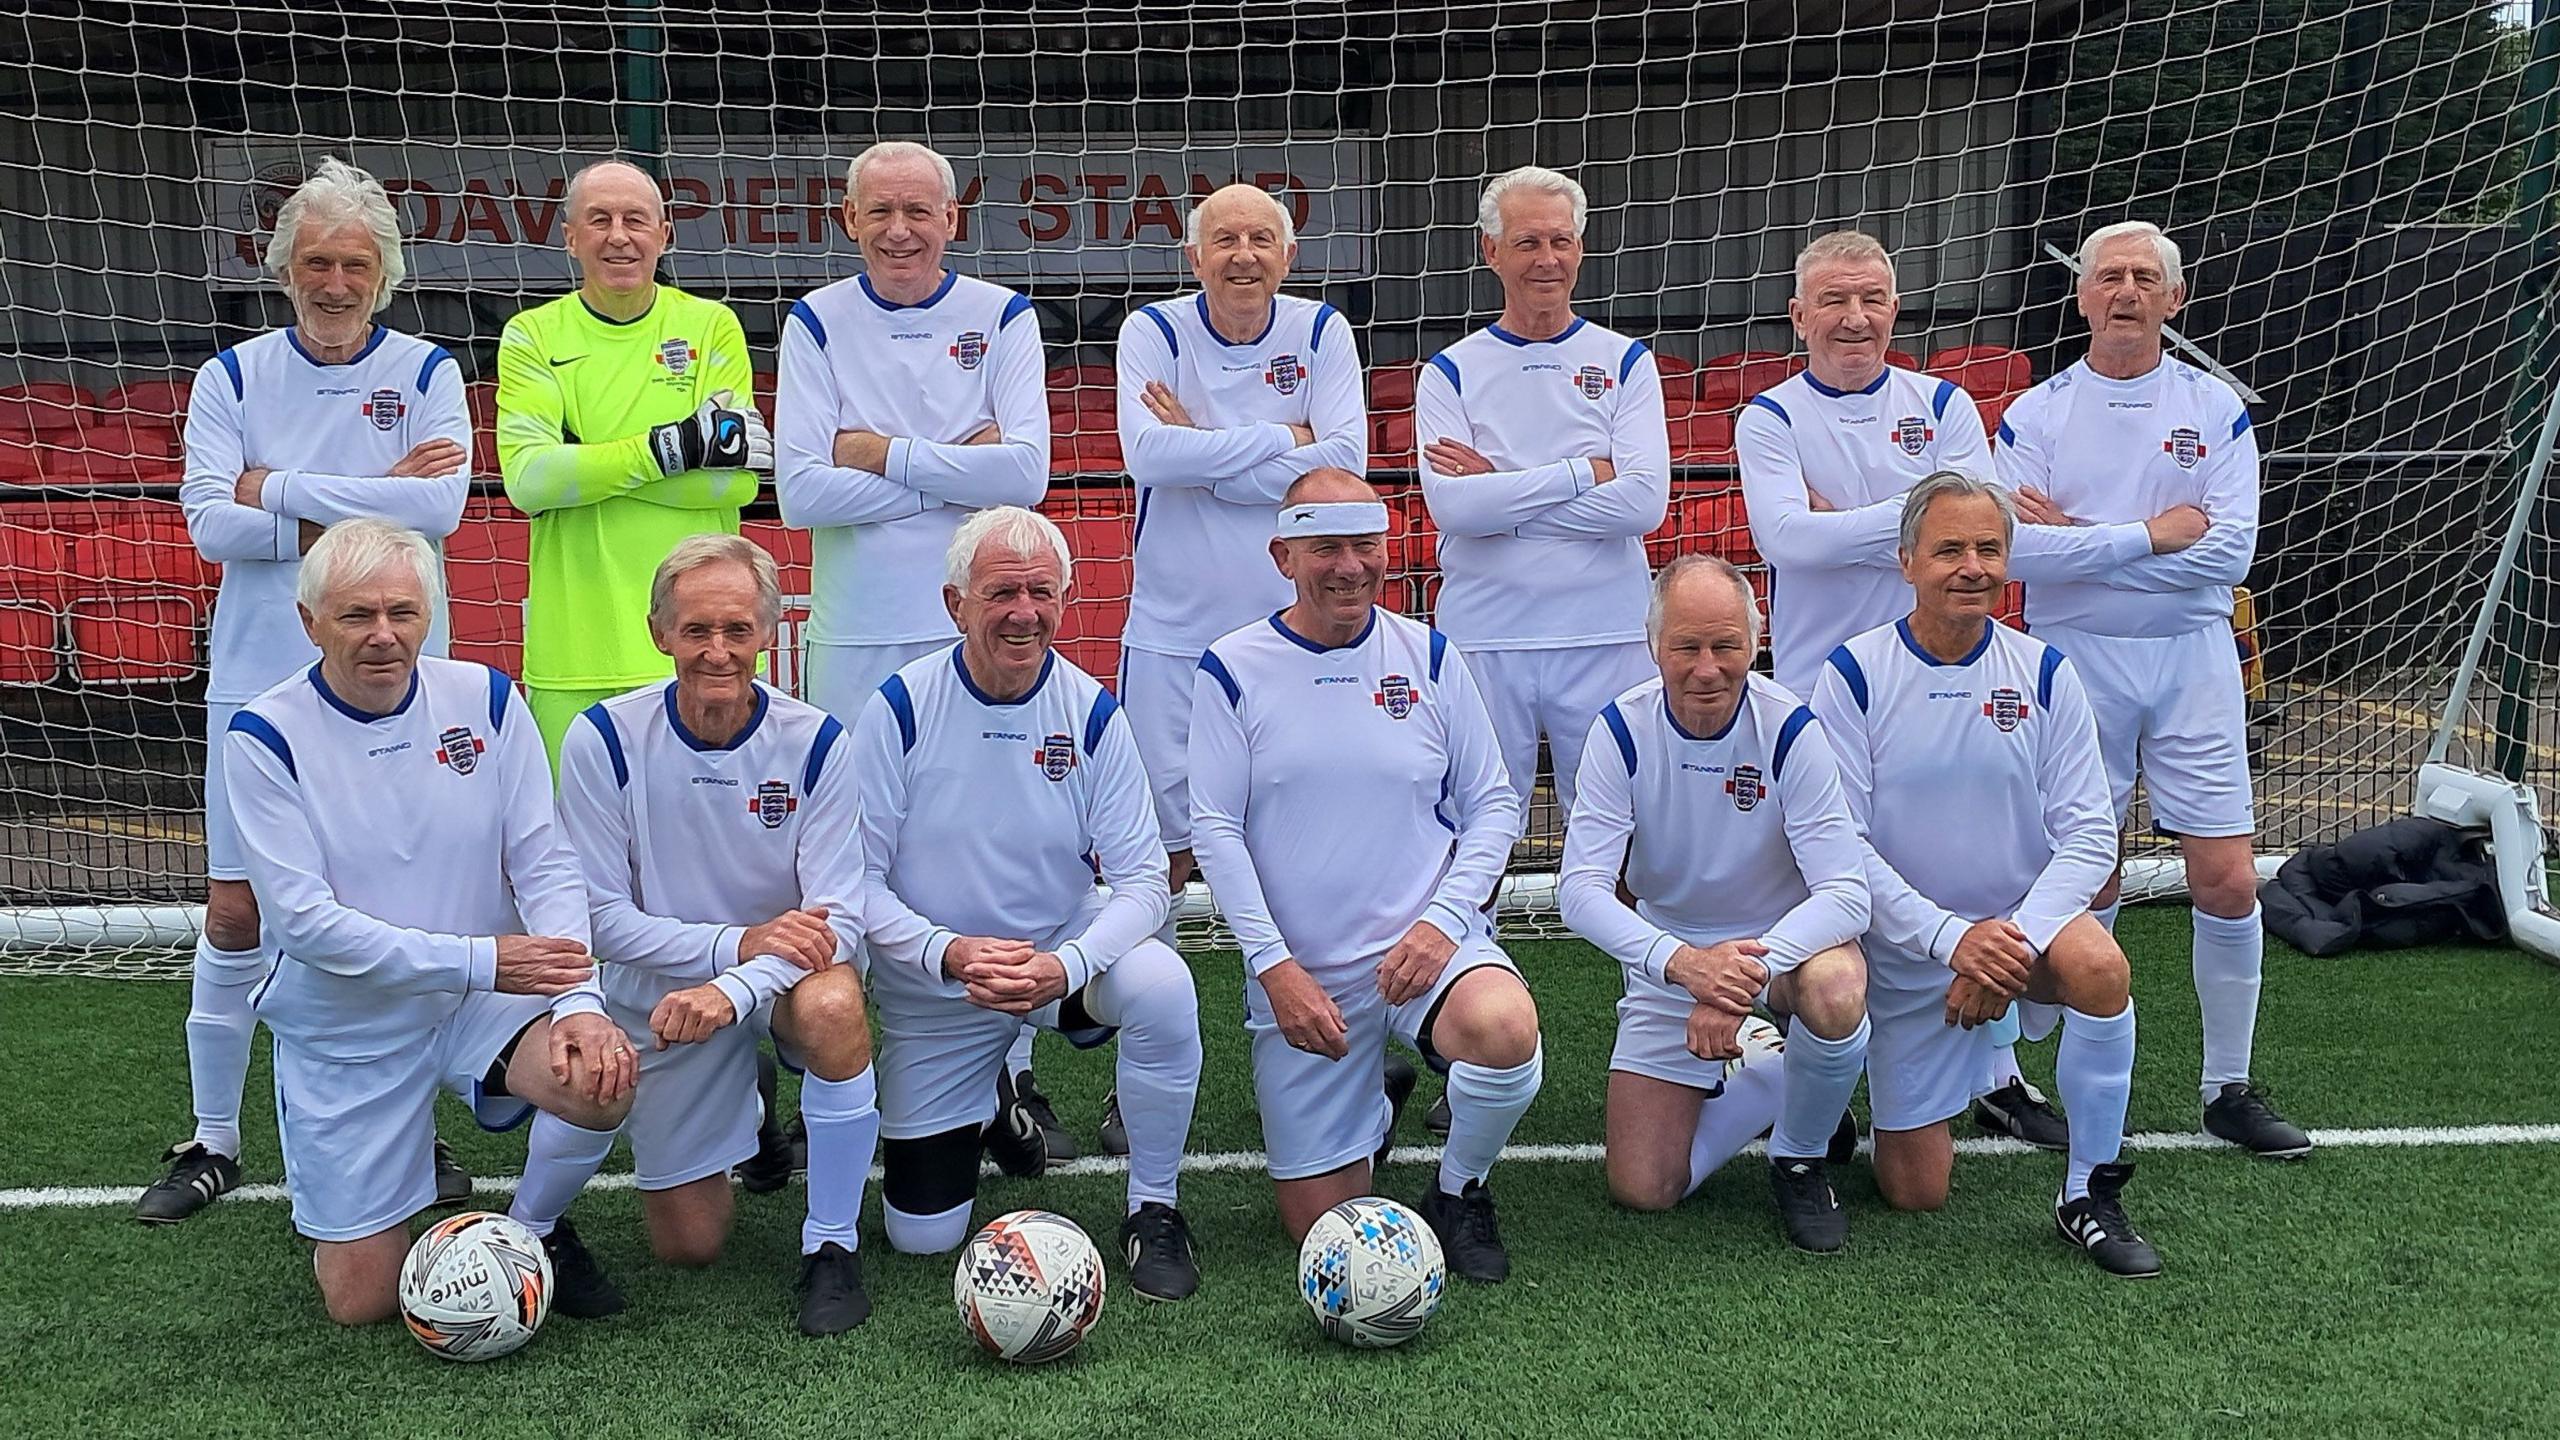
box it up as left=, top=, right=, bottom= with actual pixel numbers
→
left=2, top=909, right=2556, bottom=1439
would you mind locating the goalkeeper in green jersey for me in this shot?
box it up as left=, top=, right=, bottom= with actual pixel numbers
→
left=496, top=159, right=773, bottom=761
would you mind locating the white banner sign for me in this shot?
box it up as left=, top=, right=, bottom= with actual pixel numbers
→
left=201, top=135, right=1377, bottom=287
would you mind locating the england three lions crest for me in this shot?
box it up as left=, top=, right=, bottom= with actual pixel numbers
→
left=750, top=779, right=798, bottom=829
left=1033, top=733, right=1077, bottom=781
left=1725, top=763, right=1764, bottom=811
left=949, top=331, right=987, bottom=371
left=1983, top=687, right=2027, bottom=732
left=1263, top=353, right=1303, bottom=395
left=2164, top=425, right=2206, bottom=470
left=363, top=388, right=406, bottom=431
left=1574, top=364, right=1613, bottom=400
left=435, top=725, right=485, bottom=775
left=655, top=338, right=695, bottom=376
left=1893, top=415, right=1933, bottom=456
left=1372, top=674, right=1415, bottom=720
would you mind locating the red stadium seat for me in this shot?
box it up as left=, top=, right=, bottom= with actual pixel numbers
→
left=1369, top=364, right=1421, bottom=415
left=68, top=508, right=209, bottom=683
left=1996, top=580, right=2027, bottom=631
left=0, top=440, right=42, bottom=486
left=751, top=371, right=778, bottom=428
left=1648, top=488, right=1754, bottom=569
left=1885, top=349, right=1921, bottom=372
left=1373, top=412, right=1416, bottom=469
left=1050, top=511, right=1133, bottom=684
left=0, top=524, right=66, bottom=684
left=1385, top=487, right=1439, bottom=616
left=1925, top=344, right=2033, bottom=401
left=1652, top=353, right=1697, bottom=382
left=1669, top=412, right=1736, bottom=463
left=0, top=382, right=95, bottom=436
left=104, top=378, right=193, bottom=425
left=1064, top=433, right=1122, bottom=474
left=444, top=498, right=529, bottom=673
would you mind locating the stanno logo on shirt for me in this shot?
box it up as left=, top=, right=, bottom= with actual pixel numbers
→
left=2165, top=425, right=2206, bottom=469
left=1892, top=415, right=1933, bottom=455
left=1573, top=365, right=1613, bottom=400
left=655, top=338, right=695, bottom=376
left=1263, top=353, right=1303, bottom=395
left=1373, top=674, right=1415, bottom=720
left=949, top=331, right=987, bottom=370
left=435, top=725, right=485, bottom=775
left=1725, top=763, right=1764, bottom=811
left=1983, top=687, right=2028, bottom=732
left=1033, top=732, right=1077, bottom=781
left=750, top=779, right=798, bottom=828
left=363, top=388, right=406, bottom=431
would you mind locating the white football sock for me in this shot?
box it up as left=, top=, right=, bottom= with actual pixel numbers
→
left=1768, top=1015, right=1867, bottom=1161
left=1684, top=1060, right=1784, bottom=1198
left=1093, top=949, right=1201, bottom=1211
left=2193, top=904, right=2264, bottom=1101
left=1438, top=1042, right=1543, bottom=1194
left=183, top=940, right=266, bottom=1159
left=2056, top=1001, right=2136, bottom=1202
left=1003, top=1026, right=1035, bottom=1085
left=507, top=1112, right=617, bottom=1238
left=798, top=1068, right=878, bottom=1255
left=883, top=1197, right=974, bottom=1255
left=1982, top=1002, right=2024, bottom=1090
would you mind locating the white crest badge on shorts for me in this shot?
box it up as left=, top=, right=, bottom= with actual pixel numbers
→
left=1983, top=687, right=2027, bottom=732
left=1725, top=763, right=1764, bottom=811
left=1574, top=364, right=1613, bottom=400
left=2164, top=425, right=2206, bottom=470
left=1033, top=733, right=1077, bottom=781
left=435, top=725, right=485, bottom=775
left=1893, top=415, right=1933, bottom=456
left=1372, top=673, right=1415, bottom=720
left=1263, top=353, right=1303, bottom=395
left=363, top=388, right=406, bottom=431
left=750, top=779, right=798, bottom=828
left=949, top=331, right=987, bottom=371
left=655, top=338, right=695, bottom=376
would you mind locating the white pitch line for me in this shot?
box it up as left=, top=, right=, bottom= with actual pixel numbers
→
left=9, top=1122, right=2560, bottom=1214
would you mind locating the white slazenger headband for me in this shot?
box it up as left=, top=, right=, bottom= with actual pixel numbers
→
left=1275, top=500, right=1390, bottom=538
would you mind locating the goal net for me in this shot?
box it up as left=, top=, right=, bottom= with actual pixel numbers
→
left=0, top=1, right=2546, bottom=971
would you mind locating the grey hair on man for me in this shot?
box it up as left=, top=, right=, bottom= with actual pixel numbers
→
left=1793, top=230, right=1894, bottom=298
left=1477, top=165, right=1588, bottom=239
left=944, top=504, right=1076, bottom=593
left=2078, top=220, right=2184, bottom=292
left=1185, top=185, right=1297, bottom=250
left=847, top=140, right=958, bottom=203
left=1645, top=554, right=1763, bottom=648
left=649, top=533, right=783, bottom=632
left=1897, top=470, right=2017, bottom=556
left=262, top=157, right=408, bottom=311
left=295, top=517, right=445, bottom=613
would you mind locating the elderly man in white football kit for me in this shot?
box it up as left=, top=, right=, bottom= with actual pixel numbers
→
left=1813, top=474, right=2158, bottom=1278
left=223, top=520, right=637, bottom=1324
left=1560, top=557, right=1871, bottom=1253
left=555, top=536, right=880, bottom=1336
left=1191, top=468, right=1543, bottom=1284
left=149, top=157, right=475, bottom=1224
left=1416, top=165, right=1670, bottom=824
left=1996, top=220, right=2309, bottom=1160
left=854, top=507, right=1204, bottom=1302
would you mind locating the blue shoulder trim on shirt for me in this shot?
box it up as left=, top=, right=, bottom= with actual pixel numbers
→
left=787, top=298, right=827, bottom=350
left=880, top=674, right=918, bottom=754
left=1311, top=303, right=1342, bottom=356
left=2231, top=410, right=2253, bottom=440
left=1995, top=419, right=2017, bottom=447
left=804, top=714, right=845, bottom=793
left=1772, top=704, right=1816, bottom=783
left=485, top=666, right=511, bottom=732
left=1000, top=292, right=1034, bottom=329
left=1826, top=645, right=1869, bottom=714
left=215, top=348, right=244, bottom=401
left=1600, top=701, right=1638, bottom=776
left=1141, top=304, right=1179, bottom=357
left=1746, top=393, right=1790, bottom=427
left=1426, top=352, right=1461, bottom=397
left=417, top=347, right=457, bottom=395
left=227, top=711, right=295, bottom=781
left=1429, top=629, right=1448, bottom=683
left=581, top=704, right=628, bottom=789
left=1931, top=377, right=1959, bottom=420
left=1618, top=339, right=1647, bottom=384
left=1082, top=687, right=1120, bottom=758
left=2038, top=645, right=2066, bottom=711
left=1198, top=650, right=1242, bottom=709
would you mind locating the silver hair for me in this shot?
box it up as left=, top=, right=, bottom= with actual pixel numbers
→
left=847, top=140, right=957, bottom=205
left=1646, top=554, right=1762, bottom=649
left=564, top=160, right=665, bottom=223
left=1185, top=186, right=1296, bottom=250
left=2078, top=219, right=2184, bottom=292
left=295, top=517, right=444, bottom=614
left=649, top=534, right=782, bottom=633
left=262, top=157, right=407, bottom=314
left=1477, top=165, right=1588, bottom=240
left=1793, top=230, right=1895, bottom=299
left=944, top=505, right=1075, bottom=593
left=1897, top=470, right=2017, bottom=556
